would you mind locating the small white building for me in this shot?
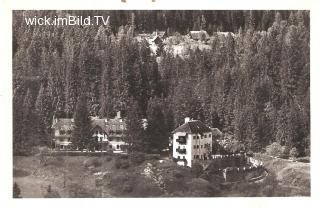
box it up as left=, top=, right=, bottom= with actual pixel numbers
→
left=172, top=117, right=213, bottom=167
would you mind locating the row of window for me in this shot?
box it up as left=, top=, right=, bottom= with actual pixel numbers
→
left=193, top=143, right=211, bottom=149
left=177, top=156, right=186, bottom=160
left=193, top=154, right=207, bottom=159
left=193, top=134, right=212, bottom=140
left=59, top=130, right=72, bottom=135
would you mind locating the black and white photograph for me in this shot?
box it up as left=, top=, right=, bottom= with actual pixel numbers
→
left=10, top=8, right=311, bottom=199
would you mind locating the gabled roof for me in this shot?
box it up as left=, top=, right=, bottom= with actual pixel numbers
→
left=91, top=119, right=108, bottom=133
left=173, top=120, right=211, bottom=134
left=211, top=127, right=223, bottom=137
left=53, top=117, right=126, bottom=135
left=52, top=118, right=74, bottom=131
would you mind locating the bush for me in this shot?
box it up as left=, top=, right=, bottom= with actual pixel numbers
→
left=191, top=162, right=203, bottom=178
left=115, top=159, right=130, bottom=169
left=13, top=168, right=30, bottom=177
left=304, top=148, right=310, bottom=157
left=266, top=142, right=289, bottom=158
left=281, top=146, right=290, bottom=159
left=83, top=158, right=102, bottom=168
left=105, top=156, right=113, bottom=162
left=44, top=185, right=60, bottom=198
left=67, top=183, right=97, bottom=198
left=129, top=152, right=146, bottom=165
left=45, top=156, right=64, bottom=167
left=186, top=178, right=219, bottom=197
left=290, top=147, right=299, bottom=158
left=296, top=157, right=310, bottom=163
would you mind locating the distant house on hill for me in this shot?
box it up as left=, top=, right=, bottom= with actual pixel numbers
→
left=152, top=30, right=167, bottom=39
left=52, top=111, right=127, bottom=152
left=188, top=30, right=210, bottom=42
left=172, top=117, right=213, bottom=167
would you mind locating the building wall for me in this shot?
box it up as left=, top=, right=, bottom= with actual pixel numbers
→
left=172, top=132, right=192, bottom=167
left=191, top=132, right=213, bottom=160
left=173, top=131, right=213, bottom=167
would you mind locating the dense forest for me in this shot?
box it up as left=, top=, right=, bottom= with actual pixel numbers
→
left=13, top=10, right=309, bottom=156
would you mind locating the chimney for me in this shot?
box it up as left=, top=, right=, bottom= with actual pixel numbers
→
left=116, top=111, right=121, bottom=119
left=184, top=117, right=190, bottom=123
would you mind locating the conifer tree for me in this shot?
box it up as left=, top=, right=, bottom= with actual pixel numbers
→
left=72, top=94, right=92, bottom=151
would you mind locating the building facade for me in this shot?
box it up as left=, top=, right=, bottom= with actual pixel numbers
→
left=172, top=117, right=213, bottom=167
left=52, top=111, right=127, bottom=152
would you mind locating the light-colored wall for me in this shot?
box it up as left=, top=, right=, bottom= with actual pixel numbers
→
left=173, top=131, right=213, bottom=167
left=109, top=140, right=127, bottom=151
left=191, top=132, right=213, bottom=159
left=172, top=132, right=192, bottom=167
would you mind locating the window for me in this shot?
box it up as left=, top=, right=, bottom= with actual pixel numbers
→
left=197, top=145, right=199, bottom=149
left=204, top=134, right=207, bottom=138
left=116, top=145, right=120, bottom=149
left=183, top=156, right=185, bottom=159
left=201, top=145, right=203, bottom=149
left=67, top=130, right=72, bottom=135
left=200, top=155, right=203, bottom=159
left=209, top=134, right=211, bottom=138
left=193, top=136, right=196, bottom=139
left=178, top=156, right=180, bottom=159
left=208, top=144, right=211, bottom=148
left=193, top=145, right=196, bottom=149
left=197, top=136, right=200, bottom=139
left=60, top=130, right=65, bottom=135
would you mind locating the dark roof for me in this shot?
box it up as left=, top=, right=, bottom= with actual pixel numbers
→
left=53, top=117, right=126, bottom=135
left=211, top=128, right=223, bottom=137
left=173, top=120, right=211, bottom=134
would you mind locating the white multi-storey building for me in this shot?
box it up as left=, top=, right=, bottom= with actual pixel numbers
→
left=172, top=117, right=213, bottom=167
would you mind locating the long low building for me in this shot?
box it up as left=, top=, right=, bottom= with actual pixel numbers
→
left=51, top=111, right=127, bottom=152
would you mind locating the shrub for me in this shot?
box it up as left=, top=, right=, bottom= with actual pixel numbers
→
left=186, top=178, right=219, bottom=197
left=266, top=142, right=282, bottom=157
left=304, top=148, right=310, bottom=157
left=191, top=162, right=203, bottom=178
left=67, top=183, right=97, bottom=198
left=224, top=140, right=245, bottom=154
left=83, top=158, right=102, bottom=168
left=290, top=147, right=299, bottom=158
left=44, top=185, right=60, bottom=198
left=105, top=156, right=113, bottom=162
left=115, top=159, right=130, bottom=169
left=129, top=152, right=146, bottom=165
left=45, top=156, right=64, bottom=167
left=13, top=168, right=29, bottom=177
left=296, top=157, right=310, bottom=163
left=281, top=146, right=290, bottom=159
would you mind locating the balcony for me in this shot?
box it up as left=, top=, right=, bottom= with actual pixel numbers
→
left=176, top=136, right=186, bottom=144
left=176, top=148, right=186, bottom=154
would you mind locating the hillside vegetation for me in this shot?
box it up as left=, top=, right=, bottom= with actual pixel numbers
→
left=13, top=10, right=309, bottom=157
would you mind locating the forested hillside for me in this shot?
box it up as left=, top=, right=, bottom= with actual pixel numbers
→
left=12, top=10, right=309, bottom=156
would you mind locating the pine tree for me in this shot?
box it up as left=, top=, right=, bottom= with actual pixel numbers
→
left=72, top=95, right=92, bottom=151
left=146, top=98, right=169, bottom=153
left=125, top=99, right=146, bottom=153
